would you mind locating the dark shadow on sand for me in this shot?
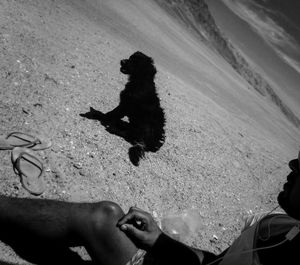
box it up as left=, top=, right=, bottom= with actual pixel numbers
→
left=80, top=52, right=166, bottom=166
left=80, top=107, right=133, bottom=143
left=80, top=104, right=165, bottom=167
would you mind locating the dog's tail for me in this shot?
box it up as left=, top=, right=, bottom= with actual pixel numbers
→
left=129, top=143, right=145, bottom=166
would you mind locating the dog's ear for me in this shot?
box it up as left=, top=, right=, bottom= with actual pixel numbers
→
left=149, top=66, right=157, bottom=77
left=144, top=60, right=157, bottom=78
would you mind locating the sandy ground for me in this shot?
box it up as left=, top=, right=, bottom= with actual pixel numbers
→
left=0, top=0, right=299, bottom=263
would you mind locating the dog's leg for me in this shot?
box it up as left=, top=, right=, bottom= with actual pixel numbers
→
left=79, top=107, right=105, bottom=120
left=105, top=120, right=131, bottom=140
left=104, top=105, right=126, bottom=121
left=129, top=142, right=145, bottom=166
left=126, top=124, right=146, bottom=166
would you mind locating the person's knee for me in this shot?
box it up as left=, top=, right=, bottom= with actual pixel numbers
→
left=90, top=201, right=124, bottom=231
left=97, top=201, right=124, bottom=219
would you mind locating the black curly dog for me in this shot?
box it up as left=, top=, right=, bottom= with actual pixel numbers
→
left=80, top=51, right=165, bottom=166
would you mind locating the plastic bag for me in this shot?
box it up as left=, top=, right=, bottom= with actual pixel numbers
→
left=159, top=208, right=207, bottom=242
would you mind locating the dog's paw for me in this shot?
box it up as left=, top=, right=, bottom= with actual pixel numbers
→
left=105, top=124, right=118, bottom=134
left=79, top=112, right=91, bottom=118
left=129, top=144, right=145, bottom=166
left=80, top=108, right=105, bottom=120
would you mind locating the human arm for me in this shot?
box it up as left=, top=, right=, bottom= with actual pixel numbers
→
left=151, top=232, right=204, bottom=264
left=117, top=207, right=216, bottom=264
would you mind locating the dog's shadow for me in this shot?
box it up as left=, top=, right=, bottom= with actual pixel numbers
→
left=80, top=107, right=133, bottom=144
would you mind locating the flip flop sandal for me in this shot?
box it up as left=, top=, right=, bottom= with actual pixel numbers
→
left=11, top=147, right=45, bottom=196
left=0, top=132, right=51, bottom=150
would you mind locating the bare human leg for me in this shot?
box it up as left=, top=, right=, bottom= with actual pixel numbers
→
left=0, top=196, right=137, bottom=265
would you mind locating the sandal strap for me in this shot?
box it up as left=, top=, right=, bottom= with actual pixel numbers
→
left=6, top=132, right=41, bottom=148
left=15, top=151, right=44, bottom=179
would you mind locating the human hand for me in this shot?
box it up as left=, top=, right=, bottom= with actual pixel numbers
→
left=117, top=206, right=162, bottom=250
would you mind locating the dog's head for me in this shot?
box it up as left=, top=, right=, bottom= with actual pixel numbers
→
left=120, top=51, right=157, bottom=79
